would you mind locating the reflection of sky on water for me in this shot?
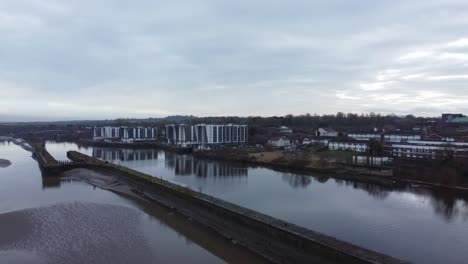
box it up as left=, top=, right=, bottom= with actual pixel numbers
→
left=42, top=142, right=468, bottom=264
left=0, top=143, right=259, bottom=264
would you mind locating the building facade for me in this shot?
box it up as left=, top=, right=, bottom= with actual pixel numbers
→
left=389, top=140, right=468, bottom=160
left=346, top=131, right=421, bottom=143
left=165, top=124, right=248, bottom=147
left=383, top=133, right=421, bottom=142
left=328, top=139, right=369, bottom=153
left=348, top=133, right=382, bottom=141
left=93, top=126, right=157, bottom=143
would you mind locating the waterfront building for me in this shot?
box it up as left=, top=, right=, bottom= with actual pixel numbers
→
left=328, top=138, right=369, bottom=153
left=348, top=132, right=383, bottom=141
left=383, top=132, right=421, bottom=142
left=300, top=136, right=330, bottom=146
left=165, top=124, right=248, bottom=148
left=93, top=126, right=157, bottom=143
left=347, top=130, right=420, bottom=143
left=165, top=124, right=191, bottom=146
left=388, top=140, right=468, bottom=160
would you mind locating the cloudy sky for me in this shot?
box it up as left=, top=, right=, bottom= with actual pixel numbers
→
left=1, top=0, right=468, bottom=121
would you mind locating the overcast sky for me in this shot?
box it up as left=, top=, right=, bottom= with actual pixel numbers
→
left=1, top=0, right=468, bottom=121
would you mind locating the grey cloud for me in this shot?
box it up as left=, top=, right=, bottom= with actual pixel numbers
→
left=1, top=0, right=468, bottom=120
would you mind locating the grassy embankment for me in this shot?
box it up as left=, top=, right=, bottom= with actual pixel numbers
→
left=194, top=147, right=359, bottom=172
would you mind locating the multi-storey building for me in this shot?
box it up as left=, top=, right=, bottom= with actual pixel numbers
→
left=348, top=132, right=382, bottom=141
left=347, top=131, right=421, bottom=142
left=165, top=124, right=248, bottom=147
left=388, top=140, right=468, bottom=160
left=383, top=133, right=421, bottom=142
left=328, top=138, right=369, bottom=153
left=93, top=126, right=157, bottom=143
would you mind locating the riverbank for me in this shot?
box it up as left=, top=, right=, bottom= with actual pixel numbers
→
left=193, top=149, right=468, bottom=191
left=56, top=139, right=468, bottom=192
left=193, top=149, right=392, bottom=177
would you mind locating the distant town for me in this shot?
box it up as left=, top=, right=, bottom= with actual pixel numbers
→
left=2, top=112, right=468, bottom=264
left=83, top=113, right=468, bottom=161
left=2, top=112, right=468, bottom=188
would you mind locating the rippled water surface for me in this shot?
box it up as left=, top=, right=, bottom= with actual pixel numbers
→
left=0, top=141, right=264, bottom=264
left=43, top=141, right=468, bottom=264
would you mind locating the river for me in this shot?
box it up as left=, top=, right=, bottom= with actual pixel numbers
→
left=43, top=141, right=468, bottom=264
left=0, top=140, right=266, bottom=264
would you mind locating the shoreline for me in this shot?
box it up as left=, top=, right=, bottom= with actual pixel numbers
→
left=57, top=139, right=468, bottom=192
left=193, top=150, right=468, bottom=192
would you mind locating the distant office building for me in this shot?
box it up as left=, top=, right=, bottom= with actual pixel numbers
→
left=165, top=124, right=248, bottom=147
left=346, top=130, right=420, bottom=143
left=383, top=132, right=421, bottom=142
left=93, top=126, right=157, bottom=143
left=348, top=132, right=382, bottom=141
left=328, top=138, right=369, bottom=153
left=389, top=140, right=468, bottom=160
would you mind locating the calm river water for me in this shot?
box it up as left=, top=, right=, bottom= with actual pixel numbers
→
left=43, top=141, right=468, bottom=264
left=0, top=141, right=265, bottom=264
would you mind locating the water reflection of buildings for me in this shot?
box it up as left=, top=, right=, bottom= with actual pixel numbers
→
left=281, top=173, right=312, bottom=188
left=165, top=153, right=248, bottom=178
left=92, top=148, right=159, bottom=161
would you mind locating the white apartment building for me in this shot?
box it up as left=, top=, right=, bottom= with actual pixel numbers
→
left=328, top=140, right=369, bottom=153
left=165, top=124, right=248, bottom=147
left=389, top=140, right=468, bottom=159
left=348, top=133, right=382, bottom=141
left=93, top=126, right=157, bottom=143
left=383, top=133, right=421, bottom=142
